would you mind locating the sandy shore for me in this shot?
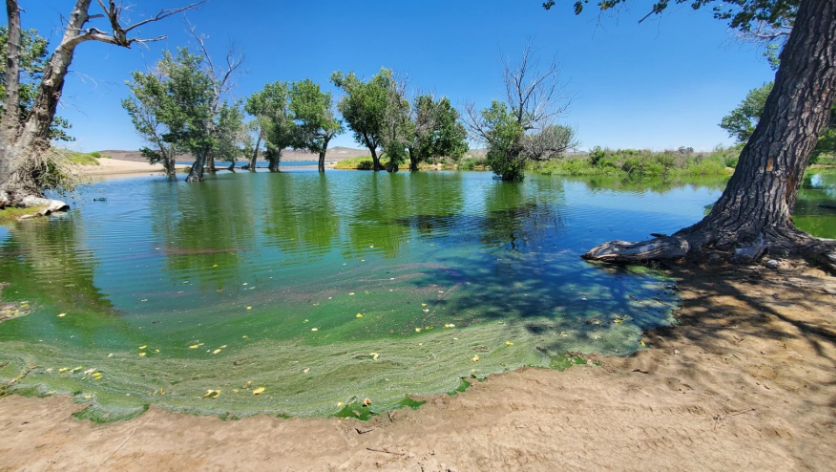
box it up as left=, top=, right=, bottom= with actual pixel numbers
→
left=80, top=158, right=189, bottom=176
left=1, top=262, right=835, bottom=471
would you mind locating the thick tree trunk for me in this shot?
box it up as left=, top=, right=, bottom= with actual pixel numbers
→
left=186, top=149, right=208, bottom=182
left=318, top=135, right=330, bottom=173
left=369, top=147, right=381, bottom=171
left=250, top=135, right=261, bottom=172
left=206, top=153, right=216, bottom=173
left=1, top=0, right=22, bottom=138
left=267, top=148, right=281, bottom=172
left=584, top=0, right=836, bottom=270
left=165, top=153, right=176, bottom=178
left=408, top=148, right=419, bottom=171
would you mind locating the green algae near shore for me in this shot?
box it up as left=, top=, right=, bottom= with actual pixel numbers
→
left=0, top=171, right=696, bottom=420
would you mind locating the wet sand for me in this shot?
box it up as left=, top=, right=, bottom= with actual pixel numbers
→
left=1, top=261, right=835, bottom=471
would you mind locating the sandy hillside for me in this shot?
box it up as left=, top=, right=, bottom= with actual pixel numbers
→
left=0, top=261, right=835, bottom=471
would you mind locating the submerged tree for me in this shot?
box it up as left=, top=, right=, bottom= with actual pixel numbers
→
left=123, top=47, right=244, bottom=181
left=245, top=81, right=294, bottom=172
left=331, top=68, right=399, bottom=171
left=289, top=79, right=343, bottom=172
left=406, top=96, right=469, bottom=171
left=544, top=0, right=836, bottom=270
left=0, top=0, right=203, bottom=208
left=464, top=45, right=577, bottom=181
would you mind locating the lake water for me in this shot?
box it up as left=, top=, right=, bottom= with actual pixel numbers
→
left=0, top=170, right=833, bottom=420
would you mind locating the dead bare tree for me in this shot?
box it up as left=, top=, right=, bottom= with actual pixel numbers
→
left=0, top=0, right=205, bottom=208
left=464, top=43, right=576, bottom=180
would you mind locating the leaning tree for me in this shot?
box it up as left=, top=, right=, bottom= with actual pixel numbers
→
left=543, top=0, right=836, bottom=271
left=0, top=0, right=203, bottom=208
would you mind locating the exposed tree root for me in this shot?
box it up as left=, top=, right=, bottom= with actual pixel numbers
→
left=582, top=226, right=836, bottom=275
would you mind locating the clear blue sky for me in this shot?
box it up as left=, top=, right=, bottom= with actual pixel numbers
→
left=19, top=0, right=775, bottom=152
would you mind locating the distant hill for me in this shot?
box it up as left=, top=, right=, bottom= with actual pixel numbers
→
left=98, top=146, right=369, bottom=163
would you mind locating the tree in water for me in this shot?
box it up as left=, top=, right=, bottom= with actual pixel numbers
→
left=289, top=79, right=343, bottom=172
left=544, top=0, right=836, bottom=270
left=464, top=45, right=577, bottom=181
left=331, top=68, right=400, bottom=172
left=245, top=82, right=294, bottom=172
left=0, top=0, right=203, bottom=207
left=123, top=47, right=243, bottom=181
left=406, top=96, right=469, bottom=171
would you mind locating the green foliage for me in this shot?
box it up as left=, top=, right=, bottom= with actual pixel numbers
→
left=246, top=81, right=295, bottom=169
left=333, top=155, right=390, bottom=170
left=535, top=147, right=738, bottom=177
left=331, top=68, right=399, bottom=168
left=0, top=26, right=73, bottom=141
left=481, top=101, right=527, bottom=181
left=719, top=82, right=774, bottom=143
left=457, top=156, right=487, bottom=171
left=124, top=48, right=222, bottom=171
left=289, top=79, right=343, bottom=156
left=720, top=81, right=836, bottom=162
left=408, top=95, right=469, bottom=170
left=544, top=0, right=799, bottom=34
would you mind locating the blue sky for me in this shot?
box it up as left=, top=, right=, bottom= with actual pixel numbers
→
left=19, top=0, right=775, bottom=152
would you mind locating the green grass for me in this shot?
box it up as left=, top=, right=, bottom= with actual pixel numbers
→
left=65, top=151, right=101, bottom=166
left=0, top=205, right=48, bottom=222
left=333, top=156, right=390, bottom=170
left=534, top=147, right=738, bottom=177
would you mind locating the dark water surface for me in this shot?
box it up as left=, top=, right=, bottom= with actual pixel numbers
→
left=0, top=170, right=832, bottom=420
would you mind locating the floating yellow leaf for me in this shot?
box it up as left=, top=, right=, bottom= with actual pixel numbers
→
left=471, top=355, right=480, bottom=362
left=303, top=319, right=309, bottom=323
left=303, top=368, right=310, bottom=374
left=139, top=352, right=147, bottom=357
left=640, top=341, right=646, bottom=347
left=337, top=402, right=344, bottom=407
left=71, top=366, right=83, bottom=373
left=155, top=349, right=160, bottom=353
left=505, top=341, right=514, bottom=346
left=425, top=326, right=433, bottom=330
left=211, top=349, right=221, bottom=354
left=252, top=387, right=265, bottom=395
left=421, top=303, right=427, bottom=307
left=189, top=345, right=199, bottom=349
left=311, top=328, right=318, bottom=332
left=243, top=381, right=252, bottom=389
left=361, top=259, right=366, bottom=262
left=57, top=313, right=66, bottom=318
left=242, top=335, right=249, bottom=339
left=58, top=368, right=69, bottom=374
left=444, top=323, right=456, bottom=328
left=139, top=345, right=147, bottom=350
left=242, top=283, right=248, bottom=286
left=107, top=353, right=114, bottom=358
left=371, top=353, right=380, bottom=361
left=356, top=313, right=363, bottom=318
left=83, top=368, right=96, bottom=375
left=140, top=299, right=148, bottom=302
left=213, top=264, right=218, bottom=268
left=349, top=292, right=355, bottom=296
left=203, top=389, right=221, bottom=399
left=92, top=372, right=103, bottom=380
left=415, top=328, right=421, bottom=333
left=232, top=389, right=239, bottom=393
left=219, top=345, right=227, bottom=349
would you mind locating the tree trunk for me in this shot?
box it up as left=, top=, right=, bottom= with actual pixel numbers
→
left=318, top=135, right=330, bottom=173
left=1, top=0, right=22, bottom=139
left=0, top=0, right=91, bottom=209
left=267, top=148, right=281, bottom=172
left=186, top=149, right=207, bottom=182
left=408, top=148, right=419, bottom=171
left=250, top=135, right=261, bottom=172
left=369, top=147, right=381, bottom=171
left=583, top=0, right=836, bottom=271
left=165, top=152, right=176, bottom=178
left=207, top=153, right=216, bottom=173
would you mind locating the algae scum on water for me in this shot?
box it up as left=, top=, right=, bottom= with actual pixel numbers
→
left=0, top=171, right=705, bottom=421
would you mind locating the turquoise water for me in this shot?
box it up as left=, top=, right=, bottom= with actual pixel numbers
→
left=3, top=170, right=826, bottom=420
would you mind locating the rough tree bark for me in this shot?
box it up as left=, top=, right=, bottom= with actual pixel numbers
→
left=583, top=0, right=836, bottom=272
left=0, top=0, right=201, bottom=205
left=318, top=136, right=331, bottom=173
left=249, top=135, right=261, bottom=172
